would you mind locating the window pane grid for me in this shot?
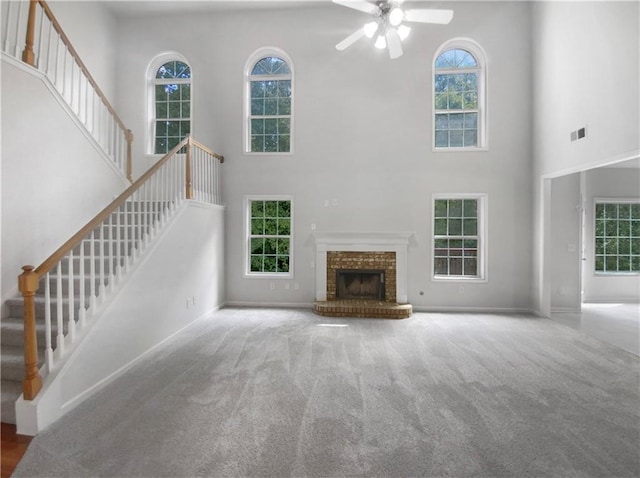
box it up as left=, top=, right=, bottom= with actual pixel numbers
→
left=595, top=202, right=640, bottom=273
left=249, top=200, right=292, bottom=274
left=434, top=199, right=479, bottom=277
left=248, top=56, right=292, bottom=153
left=154, top=61, right=191, bottom=155
left=434, top=48, right=480, bottom=149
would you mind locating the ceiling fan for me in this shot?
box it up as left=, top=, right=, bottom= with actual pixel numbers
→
left=333, top=0, right=454, bottom=59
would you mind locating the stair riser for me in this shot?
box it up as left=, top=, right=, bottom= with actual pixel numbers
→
left=36, top=277, right=108, bottom=297
left=59, top=257, right=116, bottom=274
left=77, top=240, right=140, bottom=256
left=1, top=325, right=62, bottom=347
left=7, top=299, right=86, bottom=321
left=1, top=361, right=44, bottom=382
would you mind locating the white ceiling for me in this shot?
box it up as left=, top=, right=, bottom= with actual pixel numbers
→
left=102, top=0, right=328, bottom=17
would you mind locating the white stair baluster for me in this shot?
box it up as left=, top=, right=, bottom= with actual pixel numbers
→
left=55, top=262, right=64, bottom=356
left=79, top=238, right=86, bottom=327
left=44, top=272, right=54, bottom=370
left=89, top=230, right=96, bottom=310
left=67, top=251, right=75, bottom=342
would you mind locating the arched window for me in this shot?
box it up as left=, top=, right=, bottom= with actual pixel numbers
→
left=148, top=55, right=192, bottom=154
left=245, top=48, right=293, bottom=154
left=433, top=39, right=486, bottom=150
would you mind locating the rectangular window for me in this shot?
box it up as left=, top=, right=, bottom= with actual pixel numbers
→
left=594, top=200, right=640, bottom=274
left=246, top=197, right=293, bottom=277
left=434, top=72, right=479, bottom=149
left=433, top=195, right=485, bottom=280
left=249, top=79, right=291, bottom=153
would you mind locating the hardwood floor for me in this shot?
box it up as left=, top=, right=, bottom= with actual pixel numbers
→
left=1, top=423, right=31, bottom=478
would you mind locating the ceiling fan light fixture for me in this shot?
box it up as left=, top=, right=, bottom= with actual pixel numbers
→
left=398, top=24, right=411, bottom=41
left=374, top=34, right=387, bottom=49
left=364, top=21, right=378, bottom=38
left=389, top=7, right=404, bottom=27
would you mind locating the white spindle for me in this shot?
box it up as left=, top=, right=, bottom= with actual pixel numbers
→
left=108, top=212, right=114, bottom=287
left=116, top=207, right=122, bottom=280
left=36, top=6, right=44, bottom=68
left=99, top=219, right=106, bottom=299
left=89, top=230, right=97, bottom=310
left=67, top=251, right=75, bottom=341
left=79, top=238, right=86, bottom=327
left=55, top=262, right=64, bottom=356
left=13, top=0, right=23, bottom=58
left=44, top=272, right=53, bottom=369
left=123, top=202, right=129, bottom=272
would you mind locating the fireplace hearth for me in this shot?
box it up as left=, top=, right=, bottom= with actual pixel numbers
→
left=312, top=232, right=414, bottom=319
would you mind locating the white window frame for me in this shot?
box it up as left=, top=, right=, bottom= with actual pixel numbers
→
left=243, top=47, right=294, bottom=156
left=244, top=195, right=294, bottom=279
left=431, top=193, right=488, bottom=282
left=146, top=52, right=193, bottom=156
left=593, top=198, right=640, bottom=276
left=432, top=38, right=488, bottom=152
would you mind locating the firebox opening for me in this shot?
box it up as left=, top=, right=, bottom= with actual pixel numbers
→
left=336, top=269, right=385, bottom=301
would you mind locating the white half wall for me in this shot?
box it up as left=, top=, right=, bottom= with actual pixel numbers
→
left=16, top=201, right=225, bottom=435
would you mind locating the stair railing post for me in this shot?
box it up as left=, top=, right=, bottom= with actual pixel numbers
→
left=21, top=0, right=38, bottom=66
left=18, top=265, right=43, bottom=400
left=185, top=135, right=193, bottom=200
left=126, top=129, right=134, bottom=182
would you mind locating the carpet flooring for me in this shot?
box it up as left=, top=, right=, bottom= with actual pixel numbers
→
left=13, top=308, right=640, bottom=477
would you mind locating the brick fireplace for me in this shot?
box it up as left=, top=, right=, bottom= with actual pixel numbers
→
left=313, top=232, right=413, bottom=318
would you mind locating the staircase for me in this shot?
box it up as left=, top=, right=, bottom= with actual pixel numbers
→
left=1, top=200, right=173, bottom=424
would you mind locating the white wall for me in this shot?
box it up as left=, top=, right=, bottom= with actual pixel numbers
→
left=550, top=174, right=582, bottom=311
left=582, top=168, right=640, bottom=302
left=1, top=61, right=128, bottom=313
left=47, top=1, right=119, bottom=102
left=532, top=1, right=639, bottom=177
left=115, top=1, right=534, bottom=312
left=531, top=1, right=640, bottom=314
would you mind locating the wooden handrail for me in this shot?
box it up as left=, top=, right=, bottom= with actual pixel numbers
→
left=20, top=0, right=133, bottom=181
left=19, top=136, right=223, bottom=399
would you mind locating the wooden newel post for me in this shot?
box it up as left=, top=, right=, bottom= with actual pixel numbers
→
left=18, top=265, right=43, bottom=400
left=185, top=135, right=193, bottom=199
left=126, top=129, right=134, bottom=183
left=21, top=0, right=37, bottom=66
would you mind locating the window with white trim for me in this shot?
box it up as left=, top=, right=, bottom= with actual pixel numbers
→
left=245, top=49, right=293, bottom=153
left=433, top=195, right=486, bottom=279
left=594, top=200, right=640, bottom=273
left=433, top=39, right=486, bottom=150
left=246, top=196, right=293, bottom=277
left=148, top=56, right=191, bottom=155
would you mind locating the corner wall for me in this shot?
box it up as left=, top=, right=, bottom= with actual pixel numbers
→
left=531, top=1, right=640, bottom=314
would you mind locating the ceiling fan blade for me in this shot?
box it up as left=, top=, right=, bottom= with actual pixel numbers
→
left=336, top=27, right=366, bottom=51
left=332, top=0, right=381, bottom=16
left=404, top=9, right=454, bottom=24
left=386, top=29, right=403, bottom=59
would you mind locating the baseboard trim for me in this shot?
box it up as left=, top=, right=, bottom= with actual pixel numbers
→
left=223, top=301, right=314, bottom=309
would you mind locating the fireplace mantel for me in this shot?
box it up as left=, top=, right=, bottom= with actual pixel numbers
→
left=313, top=232, right=413, bottom=303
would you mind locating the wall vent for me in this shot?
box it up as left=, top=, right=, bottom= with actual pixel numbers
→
left=570, top=125, right=588, bottom=142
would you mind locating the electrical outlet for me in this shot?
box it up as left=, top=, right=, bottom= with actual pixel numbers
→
left=270, top=282, right=275, bottom=290
left=311, top=223, right=316, bottom=231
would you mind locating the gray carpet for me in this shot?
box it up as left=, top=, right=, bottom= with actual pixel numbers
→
left=13, top=308, right=640, bottom=477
